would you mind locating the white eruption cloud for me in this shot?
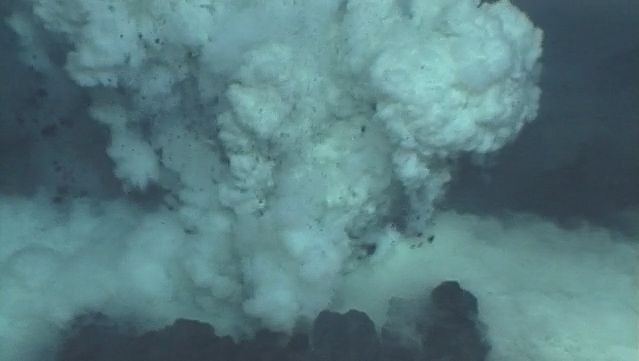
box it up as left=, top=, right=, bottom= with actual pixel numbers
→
left=1, top=0, right=636, bottom=360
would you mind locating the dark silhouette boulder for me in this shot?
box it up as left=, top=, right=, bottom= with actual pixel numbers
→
left=420, top=281, right=490, bottom=361
left=131, top=319, right=237, bottom=361
left=311, top=309, right=381, bottom=361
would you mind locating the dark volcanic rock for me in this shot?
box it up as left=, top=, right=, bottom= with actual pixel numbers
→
left=56, top=281, right=490, bottom=361
left=131, top=319, right=237, bottom=361
left=381, top=281, right=490, bottom=361
left=311, top=309, right=381, bottom=361
left=55, top=313, right=130, bottom=361
left=236, top=329, right=291, bottom=361
left=56, top=317, right=237, bottom=361
left=430, top=280, right=478, bottom=319
left=420, top=281, right=490, bottom=361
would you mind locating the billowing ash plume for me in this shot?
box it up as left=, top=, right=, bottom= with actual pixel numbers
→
left=1, top=0, right=544, bottom=359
